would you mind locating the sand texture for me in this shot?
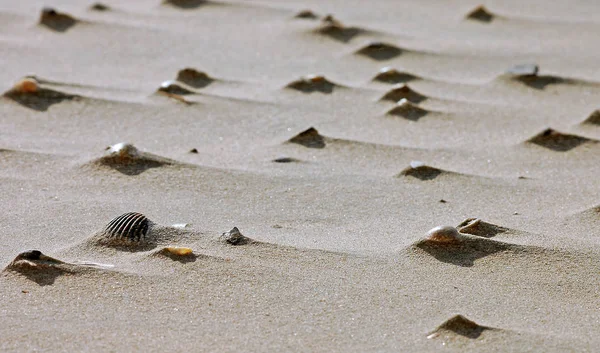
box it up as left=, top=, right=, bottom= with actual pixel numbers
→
left=1, top=0, right=600, bottom=352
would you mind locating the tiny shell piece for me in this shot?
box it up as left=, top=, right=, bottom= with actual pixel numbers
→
left=165, top=247, right=193, bottom=256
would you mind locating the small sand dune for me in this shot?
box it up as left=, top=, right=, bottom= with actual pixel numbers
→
left=427, top=315, right=494, bottom=340
left=499, top=65, right=596, bottom=90
left=581, top=110, right=600, bottom=125
left=286, top=127, right=327, bottom=148
left=378, top=83, right=428, bottom=103
left=38, top=7, right=78, bottom=32
left=464, top=6, right=497, bottom=23
left=311, top=15, right=372, bottom=43
left=355, top=42, right=405, bottom=61
left=385, top=99, right=432, bottom=121
left=372, top=67, right=421, bottom=84
left=397, top=162, right=451, bottom=181
left=525, top=128, right=597, bottom=152
left=162, top=0, right=222, bottom=10
left=2, top=250, right=105, bottom=286
left=293, top=9, right=319, bottom=20
left=89, top=3, right=110, bottom=12
left=86, top=143, right=182, bottom=175
left=3, top=76, right=79, bottom=111
left=285, top=75, right=342, bottom=94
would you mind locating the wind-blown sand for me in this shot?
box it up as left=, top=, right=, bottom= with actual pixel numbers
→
left=1, top=0, right=600, bottom=352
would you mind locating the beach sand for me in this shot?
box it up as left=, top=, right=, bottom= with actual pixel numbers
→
left=1, top=0, right=600, bottom=352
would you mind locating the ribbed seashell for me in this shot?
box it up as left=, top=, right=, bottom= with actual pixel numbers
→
left=221, top=227, right=250, bottom=245
left=102, top=212, right=150, bottom=242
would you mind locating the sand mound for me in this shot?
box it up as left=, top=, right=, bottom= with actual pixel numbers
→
left=90, top=143, right=179, bottom=175
left=581, top=110, right=600, bottom=125
left=2, top=250, right=91, bottom=286
left=3, top=76, right=79, bottom=111
left=287, top=127, right=327, bottom=148
left=465, top=6, right=495, bottom=23
left=372, top=67, right=420, bottom=84
left=411, top=226, right=513, bottom=266
left=312, top=16, right=367, bottom=43
left=355, top=42, right=403, bottom=61
left=428, top=315, right=492, bottom=340
left=175, top=68, right=214, bottom=88
left=457, top=218, right=510, bottom=238
left=162, top=0, right=216, bottom=9
left=294, top=10, right=319, bottom=20
left=526, top=128, right=596, bottom=152
left=39, top=7, right=78, bottom=32
left=285, top=75, right=340, bottom=93
left=379, top=84, right=427, bottom=103
left=386, top=99, right=430, bottom=121
left=397, top=162, right=451, bottom=180
left=90, top=3, right=110, bottom=11
left=501, top=65, right=582, bottom=90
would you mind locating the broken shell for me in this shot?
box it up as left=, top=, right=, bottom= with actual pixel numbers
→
left=221, top=227, right=250, bottom=245
left=426, top=226, right=462, bottom=244
left=158, top=80, right=194, bottom=95
left=105, top=142, right=139, bottom=159
left=164, top=247, right=193, bottom=256
left=102, top=212, right=150, bottom=242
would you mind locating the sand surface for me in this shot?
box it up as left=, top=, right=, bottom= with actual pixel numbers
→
left=1, top=0, right=600, bottom=352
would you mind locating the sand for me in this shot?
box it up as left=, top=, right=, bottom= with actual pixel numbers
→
left=1, top=0, right=600, bottom=352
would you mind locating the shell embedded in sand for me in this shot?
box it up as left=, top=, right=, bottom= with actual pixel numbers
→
left=221, top=227, right=250, bottom=245
left=11, top=77, right=40, bottom=94
left=399, top=161, right=444, bottom=180
left=379, top=84, right=427, bottom=103
left=506, top=63, right=539, bottom=77
left=526, top=128, right=593, bottom=152
left=158, top=80, right=194, bottom=95
left=6, top=250, right=65, bottom=271
left=426, top=226, right=462, bottom=244
left=386, top=99, right=429, bottom=121
left=373, top=67, right=418, bottom=84
left=105, top=142, right=140, bottom=161
left=164, top=247, right=193, bottom=256
left=39, top=7, right=77, bottom=31
left=102, top=212, right=150, bottom=242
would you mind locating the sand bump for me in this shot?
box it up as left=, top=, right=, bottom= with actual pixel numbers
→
left=465, top=6, right=495, bottom=23
left=176, top=68, right=214, bottom=88
left=3, top=76, right=79, bottom=111
left=398, top=161, right=444, bottom=180
left=428, top=315, right=491, bottom=340
left=457, top=218, right=509, bottom=238
left=287, top=127, right=326, bottom=148
left=379, top=84, right=427, bottom=103
left=373, top=67, right=419, bottom=84
left=356, top=42, right=403, bottom=61
left=582, top=110, right=600, bottom=125
left=526, top=128, right=595, bottom=152
left=39, top=7, right=77, bottom=32
left=386, top=99, right=430, bottom=121
left=286, top=75, right=339, bottom=93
